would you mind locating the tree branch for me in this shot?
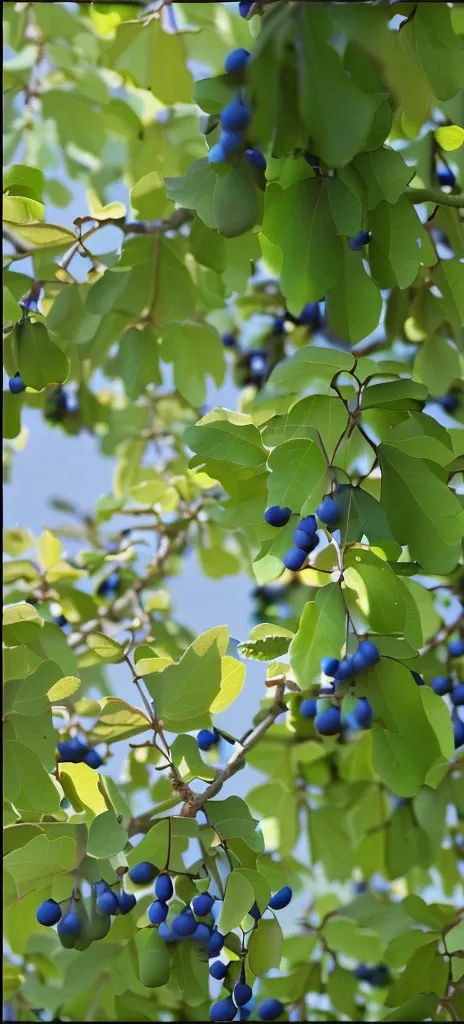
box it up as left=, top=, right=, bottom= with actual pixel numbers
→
left=405, top=187, right=464, bottom=209
left=181, top=682, right=287, bottom=816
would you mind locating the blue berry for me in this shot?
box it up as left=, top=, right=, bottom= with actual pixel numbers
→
left=264, top=505, right=292, bottom=528
left=57, top=737, right=88, bottom=763
left=258, top=998, right=284, bottom=1021
left=437, top=166, right=455, bottom=188
left=97, top=889, right=119, bottom=915
left=192, top=922, right=211, bottom=943
left=208, top=930, right=225, bottom=957
left=353, top=697, right=373, bottom=730
left=220, top=100, right=251, bottom=132
left=8, top=374, right=26, bottom=394
left=369, top=964, right=390, bottom=987
left=356, top=640, right=380, bottom=667
left=222, top=332, right=236, bottom=348
left=449, top=638, right=464, bottom=658
left=155, top=873, right=173, bottom=902
left=348, top=230, right=371, bottom=251
left=315, top=706, right=341, bottom=736
left=234, top=983, right=253, bottom=1006
left=53, top=614, right=68, bottom=628
left=158, top=922, right=176, bottom=943
left=293, top=528, right=317, bottom=552
left=192, top=891, right=214, bottom=917
left=221, top=130, right=244, bottom=155
left=432, top=676, right=452, bottom=696
left=454, top=717, right=464, bottom=748
left=316, top=496, right=340, bottom=526
left=298, top=515, right=317, bottom=537
left=197, top=728, right=218, bottom=751
left=84, top=748, right=103, bottom=770
left=355, top=964, right=372, bottom=981
left=208, top=142, right=227, bottom=166
left=451, top=684, right=464, bottom=707
left=224, top=48, right=250, bottom=74
left=128, top=861, right=157, bottom=885
left=36, top=899, right=62, bottom=927
left=353, top=881, right=368, bottom=894
left=249, top=901, right=261, bottom=920
left=441, top=393, right=459, bottom=413
left=283, top=547, right=307, bottom=572
left=320, top=657, right=339, bottom=678
left=245, top=148, right=266, bottom=170
left=211, top=998, right=237, bottom=1022
left=148, top=900, right=168, bottom=925
left=298, top=303, right=321, bottom=330
left=172, top=912, right=197, bottom=937
left=239, top=1, right=253, bottom=17
left=334, top=657, right=354, bottom=682
left=268, top=886, right=292, bottom=910
left=97, top=572, right=120, bottom=597
left=273, top=315, right=286, bottom=332
left=300, top=698, right=317, bottom=719
left=58, top=911, right=81, bottom=938
left=118, top=891, right=136, bottom=914
left=210, top=959, right=228, bottom=980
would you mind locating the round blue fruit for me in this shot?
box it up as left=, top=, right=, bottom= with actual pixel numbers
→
left=172, top=912, right=197, bottom=937
left=84, top=748, right=103, bottom=770
left=53, top=614, right=68, bottom=628
left=353, top=697, right=373, bottom=729
left=356, top=640, right=380, bottom=667
left=348, top=230, right=371, bottom=251
left=369, top=964, right=390, bottom=987
left=58, top=911, right=81, bottom=937
left=320, top=657, right=339, bottom=678
left=192, top=922, right=211, bottom=943
left=128, top=861, right=157, bottom=885
left=451, top=684, right=464, bottom=707
left=97, top=572, right=120, bottom=597
left=222, top=332, right=236, bottom=348
left=224, top=48, right=250, bottom=74
left=449, top=638, right=464, bottom=658
left=249, top=901, right=261, bottom=920
left=441, top=393, right=459, bottom=413
left=221, top=130, right=244, bottom=156
left=334, top=658, right=354, bottom=681
left=192, top=891, right=214, bottom=917
left=245, top=148, right=266, bottom=170
left=57, top=737, right=88, bottom=763
left=264, top=505, right=292, bottom=528
left=36, top=899, right=62, bottom=927
left=454, top=717, right=464, bottom=748
left=210, top=959, right=228, bottom=980
left=234, top=983, right=253, bottom=1007
left=211, top=997, right=237, bottom=1022
left=298, top=514, right=317, bottom=535
left=8, top=375, right=26, bottom=394
left=155, top=873, right=173, bottom=902
left=437, top=166, right=455, bottom=187
left=208, top=930, right=225, bottom=957
left=208, top=142, right=227, bottom=165
left=316, top=496, right=340, bottom=527
left=268, top=885, right=292, bottom=910
left=315, top=705, right=341, bottom=736
left=148, top=900, right=168, bottom=925
left=197, top=728, right=218, bottom=751
left=239, top=0, right=253, bottom=17
left=353, top=881, right=368, bottom=894
left=300, top=698, right=317, bottom=719
left=293, top=528, right=317, bottom=552
left=273, top=315, right=286, bottom=333
left=97, top=889, right=119, bottom=915
left=220, top=100, right=251, bottom=133
left=355, top=964, right=372, bottom=981
left=283, top=547, right=307, bottom=572
left=118, top=891, right=136, bottom=914
left=158, top=922, right=176, bottom=943
left=298, top=303, right=321, bottom=330
left=432, top=676, right=452, bottom=696
left=258, top=998, right=284, bottom=1021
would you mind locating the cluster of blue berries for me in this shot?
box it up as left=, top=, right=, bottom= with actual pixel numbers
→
left=57, top=736, right=103, bottom=771
left=264, top=496, right=341, bottom=574
left=355, top=963, right=390, bottom=987
left=208, top=48, right=265, bottom=173
left=348, top=230, right=371, bottom=251
left=299, top=642, right=379, bottom=737
left=97, top=571, right=120, bottom=598
left=431, top=637, right=464, bottom=749
left=36, top=879, right=136, bottom=941
left=439, top=392, right=460, bottom=414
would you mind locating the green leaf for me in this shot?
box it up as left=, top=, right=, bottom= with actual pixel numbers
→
left=343, top=547, right=408, bottom=635
left=4, top=221, right=76, bottom=248
left=290, top=586, right=346, bottom=690
left=369, top=197, right=434, bottom=289
left=210, top=655, right=246, bottom=714
left=3, top=194, right=45, bottom=224
left=361, top=379, right=428, bottom=411
left=3, top=527, right=35, bottom=556
left=3, top=835, right=77, bottom=904
left=262, top=395, right=349, bottom=459
left=3, top=602, right=44, bottom=645
left=150, top=20, right=193, bottom=105
left=381, top=994, right=438, bottom=1022
left=87, top=811, right=127, bottom=860
left=160, top=322, right=225, bottom=407
left=266, top=436, right=328, bottom=515
left=88, top=698, right=151, bottom=745
left=189, top=217, right=227, bottom=273
left=248, top=917, right=283, bottom=975
left=400, top=4, right=464, bottom=101
left=136, top=928, right=171, bottom=989
left=37, top=529, right=62, bottom=570
left=434, top=125, right=464, bottom=151
left=379, top=443, right=464, bottom=574
left=213, top=160, right=263, bottom=239
left=327, top=176, right=363, bottom=236
left=86, top=633, right=125, bottom=663
left=86, top=269, right=131, bottom=315
left=206, top=796, right=264, bottom=852
left=432, top=258, right=464, bottom=327
left=326, top=246, right=382, bottom=344
left=126, top=818, right=170, bottom=870
left=324, top=916, right=383, bottom=962
left=238, top=623, right=293, bottom=662
left=144, top=627, right=226, bottom=733
left=414, top=336, right=461, bottom=396
left=17, top=320, right=69, bottom=391
left=353, top=147, right=415, bottom=208
left=115, top=325, right=161, bottom=400
left=217, top=870, right=255, bottom=933
left=267, top=345, right=354, bottom=394
left=47, top=675, right=80, bottom=702
left=185, top=409, right=266, bottom=468
left=170, top=734, right=216, bottom=783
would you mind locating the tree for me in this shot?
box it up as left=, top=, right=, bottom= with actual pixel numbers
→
left=3, top=0, right=464, bottom=1020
